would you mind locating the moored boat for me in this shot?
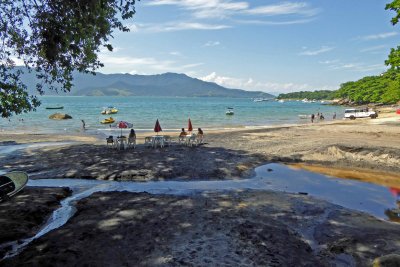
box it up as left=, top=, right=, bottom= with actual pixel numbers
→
left=45, top=106, right=64, bottom=109
left=101, top=117, right=115, bottom=124
left=226, top=107, right=234, bottom=115
left=101, top=106, right=118, bottom=115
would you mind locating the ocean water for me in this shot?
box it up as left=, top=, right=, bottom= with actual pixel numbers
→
left=0, top=96, right=344, bottom=134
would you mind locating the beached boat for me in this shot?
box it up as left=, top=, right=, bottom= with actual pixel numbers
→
left=45, top=106, right=64, bottom=109
left=0, top=172, right=29, bottom=201
left=101, top=107, right=118, bottom=115
left=101, top=117, right=115, bottom=124
left=226, top=107, right=234, bottom=115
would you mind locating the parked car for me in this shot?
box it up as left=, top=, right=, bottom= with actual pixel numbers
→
left=344, top=108, right=378, bottom=120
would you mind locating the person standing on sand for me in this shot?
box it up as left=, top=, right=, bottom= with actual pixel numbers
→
left=311, top=114, right=315, bottom=123
left=333, top=112, right=336, bottom=120
left=81, top=120, right=86, bottom=130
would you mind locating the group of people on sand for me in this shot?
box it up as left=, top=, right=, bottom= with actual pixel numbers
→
left=179, top=127, right=203, bottom=138
left=311, top=112, right=336, bottom=123
left=108, top=127, right=203, bottom=146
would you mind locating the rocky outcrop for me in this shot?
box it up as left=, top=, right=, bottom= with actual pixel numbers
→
left=49, top=113, right=72, bottom=120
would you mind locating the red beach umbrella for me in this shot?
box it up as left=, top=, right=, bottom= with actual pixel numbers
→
left=117, top=121, right=132, bottom=136
left=154, top=119, right=162, bottom=134
left=188, top=118, right=193, bottom=132
left=390, top=187, right=400, bottom=198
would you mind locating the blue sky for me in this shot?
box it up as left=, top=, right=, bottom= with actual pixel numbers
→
left=98, top=0, right=399, bottom=95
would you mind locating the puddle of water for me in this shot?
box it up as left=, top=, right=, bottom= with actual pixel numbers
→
left=257, top=163, right=397, bottom=219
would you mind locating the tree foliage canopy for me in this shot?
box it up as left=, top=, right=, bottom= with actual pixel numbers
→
left=335, top=70, right=400, bottom=104
left=386, top=0, right=400, bottom=70
left=277, top=90, right=336, bottom=100
left=0, top=0, right=136, bottom=118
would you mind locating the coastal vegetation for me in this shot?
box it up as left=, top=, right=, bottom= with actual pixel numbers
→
left=335, top=70, right=400, bottom=104
left=278, top=70, right=400, bottom=104
left=277, top=90, right=336, bottom=100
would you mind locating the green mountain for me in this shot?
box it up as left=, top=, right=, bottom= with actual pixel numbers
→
left=17, top=68, right=274, bottom=98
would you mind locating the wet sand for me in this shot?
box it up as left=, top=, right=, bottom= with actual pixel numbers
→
left=1, top=106, right=400, bottom=265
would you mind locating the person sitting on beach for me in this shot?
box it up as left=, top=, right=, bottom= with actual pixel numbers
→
left=179, top=128, right=188, bottom=137
left=320, top=113, right=324, bottom=120
left=179, top=128, right=188, bottom=144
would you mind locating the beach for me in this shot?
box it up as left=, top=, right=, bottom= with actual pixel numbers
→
left=1, top=106, right=400, bottom=266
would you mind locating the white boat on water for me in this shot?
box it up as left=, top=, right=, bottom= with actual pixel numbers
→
left=298, top=114, right=310, bottom=119
left=226, top=107, right=234, bottom=115
left=253, top=98, right=273, bottom=102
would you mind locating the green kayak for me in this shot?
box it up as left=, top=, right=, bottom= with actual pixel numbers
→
left=0, top=172, right=29, bottom=201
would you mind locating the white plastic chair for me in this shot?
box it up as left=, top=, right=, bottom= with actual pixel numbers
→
left=187, top=134, right=197, bottom=147
left=144, top=136, right=153, bottom=148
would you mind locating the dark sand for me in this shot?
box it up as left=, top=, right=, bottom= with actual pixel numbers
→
left=3, top=191, right=400, bottom=266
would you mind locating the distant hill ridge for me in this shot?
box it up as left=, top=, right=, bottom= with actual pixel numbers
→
left=17, top=67, right=274, bottom=98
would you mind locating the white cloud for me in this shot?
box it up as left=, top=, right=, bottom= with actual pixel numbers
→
left=319, top=59, right=339, bottom=64
left=360, top=45, right=387, bottom=53
left=299, top=46, right=334, bottom=56
left=169, top=51, right=182, bottom=56
left=181, top=63, right=204, bottom=69
left=98, top=52, right=202, bottom=74
left=199, top=72, right=333, bottom=93
left=235, top=18, right=315, bottom=25
left=204, top=41, right=220, bottom=47
left=328, top=61, right=387, bottom=72
left=147, top=0, right=249, bottom=19
left=146, top=1, right=320, bottom=23
left=245, top=2, right=319, bottom=17
left=360, top=32, right=398, bottom=40
left=132, top=22, right=230, bottom=32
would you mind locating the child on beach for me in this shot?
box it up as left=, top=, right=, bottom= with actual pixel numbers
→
left=311, top=114, right=315, bottom=123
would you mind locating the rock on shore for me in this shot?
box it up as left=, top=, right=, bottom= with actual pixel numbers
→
left=49, top=113, right=72, bottom=120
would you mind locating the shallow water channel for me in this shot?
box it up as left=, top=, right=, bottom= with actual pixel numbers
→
left=1, top=142, right=399, bottom=259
